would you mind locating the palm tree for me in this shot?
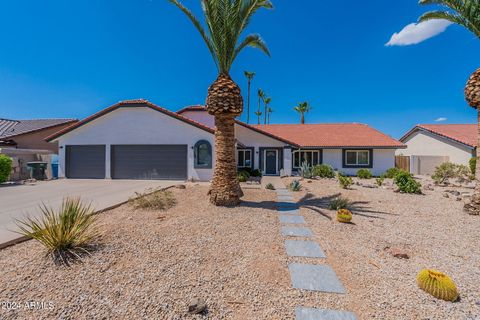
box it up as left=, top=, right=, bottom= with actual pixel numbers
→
left=293, top=102, right=312, bottom=124
left=257, top=88, right=265, bottom=124
left=267, top=106, right=274, bottom=124
left=418, top=0, right=480, bottom=215
left=244, top=71, right=255, bottom=124
left=264, top=96, right=272, bottom=124
left=169, top=0, right=272, bottom=206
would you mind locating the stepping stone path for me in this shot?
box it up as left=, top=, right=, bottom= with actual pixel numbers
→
left=273, top=181, right=357, bottom=320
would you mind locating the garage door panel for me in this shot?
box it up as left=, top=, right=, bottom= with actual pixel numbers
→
left=111, top=145, right=187, bottom=180
left=66, top=145, right=106, bottom=179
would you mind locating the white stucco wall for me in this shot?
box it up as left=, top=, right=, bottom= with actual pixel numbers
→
left=181, top=110, right=215, bottom=129
left=399, top=130, right=474, bottom=166
left=323, top=149, right=395, bottom=176
left=54, top=106, right=215, bottom=181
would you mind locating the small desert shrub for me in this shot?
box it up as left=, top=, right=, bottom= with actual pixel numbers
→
left=265, top=183, right=275, bottom=190
left=131, top=189, right=177, bottom=210
left=299, top=161, right=313, bottom=179
left=338, top=173, right=353, bottom=189
left=312, top=164, right=335, bottom=178
left=250, top=169, right=262, bottom=177
left=0, top=154, right=13, bottom=183
left=16, top=198, right=98, bottom=265
left=329, top=196, right=350, bottom=210
left=394, top=171, right=422, bottom=194
left=384, top=167, right=403, bottom=179
left=432, top=162, right=470, bottom=185
left=238, top=174, right=247, bottom=182
left=289, top=180, right=302, bottom=192
left=469, top=157, right=476, bottom=175
left=376, top=175, right=385, bottom=186
left=357, top=168, right=372, bottom=179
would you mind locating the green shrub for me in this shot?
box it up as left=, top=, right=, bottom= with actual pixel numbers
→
left=312, top=164, right=335, bottom=178
left=265, top=183, right=275, bottom=190
left=16, top=198, right=98, bottom=265
left=289, top=180, right=302, bottom=192
left=470, top=157, right=476, bottom=175
left=131, top=189, right=177, bottom=210
left=299, top=161, right=313, bottom=179
left=385, top=167, right=402, bottom=179
left=338, top=173, right=353, bottom=189
left=329, top=196, right=350, bottom=210
left=238, top=170, right=250, bottom=179
left=250, top=169, right=263, bottom=177
left=357, top=168, right=372, bottom=179
left=432, top=162, right=470, bottom=185
left=376, top=175, right=385, bottom=186
left=394, top=171, right=422, bottom=194
left=0, top=155, right=12, bottom=183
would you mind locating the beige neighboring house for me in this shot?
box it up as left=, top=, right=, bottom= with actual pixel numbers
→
left=0, top=118, right=78, bottom=180
left=399, top=124, right=476, bottom=175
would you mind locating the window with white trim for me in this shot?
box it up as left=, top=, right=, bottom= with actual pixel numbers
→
left=237, top=149, right=252, bottom=168
left=293, top=150, right=320, bottom=168
left=345, top=150, right=370, bottom=166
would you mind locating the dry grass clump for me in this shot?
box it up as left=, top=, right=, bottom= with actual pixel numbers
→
left=16, top=198, right=98, bottom=266
left=131, top=189, right=177, bottom=211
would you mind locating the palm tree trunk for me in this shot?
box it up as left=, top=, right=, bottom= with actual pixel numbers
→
left=464, top=107, right=480, bottom=215
left=300, top=113, right=305, bottom=124
left=209, top=114, right=243, bottom=206
left=247, top=80, right=251, bottom=124
left=264, top=103, right=267, bottom=124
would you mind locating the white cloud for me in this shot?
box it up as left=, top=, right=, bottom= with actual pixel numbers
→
left=435, top=117, right=448, bottom=122
left=386, top=20, right=453, bottom=46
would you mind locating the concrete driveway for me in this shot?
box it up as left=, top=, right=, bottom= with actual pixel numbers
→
left=0, top=179, right=182, bottom=247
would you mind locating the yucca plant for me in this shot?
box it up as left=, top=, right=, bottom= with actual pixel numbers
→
left=418, top=0, right=480, bottom=214
left=168, top=0, right=272, bottom=206
left=299, top=161, right=313, bottom=179
left=16, top=198, right=98, bottom=265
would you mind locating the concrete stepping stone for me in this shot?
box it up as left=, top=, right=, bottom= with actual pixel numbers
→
left=280, top=215, right=306, bottom=224
left=281, top=226, right=312, bottom=237
left=285, top=240, right=326, bottom=258
left=295, top=307, right=357, bottom=320
left=278, top=209, right=300, bottom=215
left=288, top=263, right=346, bottom=293
left=277, top=195, right=295, bottom=202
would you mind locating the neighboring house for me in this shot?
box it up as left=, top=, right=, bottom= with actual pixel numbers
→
left=46, top=99, right=405, bottom=181
left=399, top=124, right=476, bottom=175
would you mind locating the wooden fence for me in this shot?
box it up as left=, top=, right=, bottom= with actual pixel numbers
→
left=395, top=156, right=410, bottom=172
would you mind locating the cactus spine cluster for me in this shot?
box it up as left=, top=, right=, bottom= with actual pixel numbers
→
left=416, top=269, right=458, bottom=302
left=336, top=209, right=352, bottom=223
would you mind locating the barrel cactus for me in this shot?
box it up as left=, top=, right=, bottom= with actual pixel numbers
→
left=416, top=269, right=458, bottom=302
left=336, top=209, right=352, bottom=223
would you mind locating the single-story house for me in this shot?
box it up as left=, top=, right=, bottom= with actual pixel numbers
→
left=46, top=99, right=405, bottom=181
left=399, top=124, right=476, bottom=174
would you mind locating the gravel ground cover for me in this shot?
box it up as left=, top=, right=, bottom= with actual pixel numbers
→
left=283, top=176, right=480, bottom=320
left=1, top=184, right=355, bottom=320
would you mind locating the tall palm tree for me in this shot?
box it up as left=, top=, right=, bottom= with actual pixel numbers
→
left=244, top=71, right=255, bottom=124
left=257, top=88, right=265, bottom=124
left=293, top=101, right=312, bottom=124
left=264, top=96, right=272, bottom=124
left=418, top=0, right=480, bottom=215
left=169, top=0, right=272, bottom=206
left=267, top=106, right=274, bottom=124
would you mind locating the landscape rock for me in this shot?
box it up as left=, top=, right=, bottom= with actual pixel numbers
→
left=174, top=184, right=186, bottom=189
left=388, top=247, right=410, bottom=259
left=188, top=298, right=207, bottom=314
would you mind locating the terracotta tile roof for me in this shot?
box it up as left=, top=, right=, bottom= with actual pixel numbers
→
left=0, top=118, right=77, bottom=139
left=253, top=123, right=405, bottom=148
left=177, top=105, right=206, bottom=114
left=401, top=124, right=477, bottom=148
left=45, top=99, right=215, bottom=142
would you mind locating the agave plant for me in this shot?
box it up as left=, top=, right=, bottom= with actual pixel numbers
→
left=168, top=0, right=272, bottom=206
left=418, top=0, right=480, bottom=214
left=299, top=161, right=313, bottom=179
left=16, top=198, right=98, bottom=265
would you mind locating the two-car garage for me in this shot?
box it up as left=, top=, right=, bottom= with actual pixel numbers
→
left=65, top=144, right=188, bottom=180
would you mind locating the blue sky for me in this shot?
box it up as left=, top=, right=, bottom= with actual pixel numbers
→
left=0, top=0, right=478, bottom=138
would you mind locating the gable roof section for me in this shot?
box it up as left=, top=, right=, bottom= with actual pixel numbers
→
left=400, top=124, right=476, bottom=149
left=253, top=123, right=405, bottom=148
left=0, top=118, right=77, bottom=139
left=46, top=100, right=215, bottom=142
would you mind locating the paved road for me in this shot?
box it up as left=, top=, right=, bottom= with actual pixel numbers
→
left=0, top=179, right=181, bottom=246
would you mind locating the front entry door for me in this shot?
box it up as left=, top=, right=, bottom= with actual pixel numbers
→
left=265, top=150, right=278, bottom=175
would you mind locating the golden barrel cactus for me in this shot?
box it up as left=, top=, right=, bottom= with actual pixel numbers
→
left=416, top=269, right=458, bottom=302
left=336, top=209, right=352, bottom=223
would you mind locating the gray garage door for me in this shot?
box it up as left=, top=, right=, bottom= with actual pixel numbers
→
left=66, top=145, right=106, bottom=179
left=111, top=145, right=187, bottom=180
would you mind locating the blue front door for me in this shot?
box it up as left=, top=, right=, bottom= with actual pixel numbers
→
left=265, top=150, right=277, bottom=175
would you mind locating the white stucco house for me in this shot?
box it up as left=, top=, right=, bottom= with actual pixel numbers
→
left=399, top=124, right=476, bottom=174
left=46, top=99, right=405, bottom=181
